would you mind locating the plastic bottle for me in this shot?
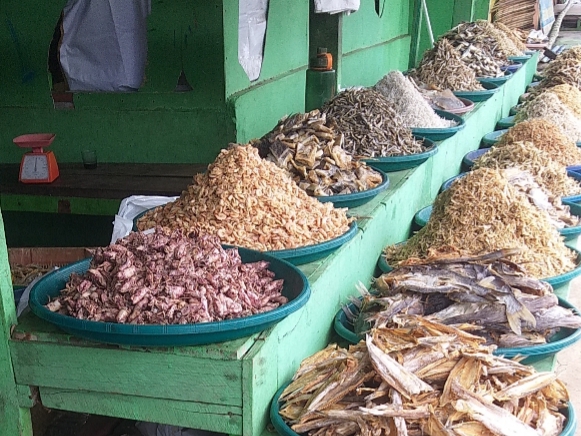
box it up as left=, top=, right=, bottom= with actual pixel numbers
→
left=305, top=47, right=337, bottom=111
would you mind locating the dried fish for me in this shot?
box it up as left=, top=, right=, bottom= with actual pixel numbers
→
left=385, top=168, right=577, bottom=278
left=412, top=39, right=484, bottom=91
left=322, top=88, right=424, bottom=157
left=349, top=251, right=581, bottom=348
left=498, top=118, right=581, bottom=168
left=251, top=110, right=383, bottom=196
left=540, top=84, right=581, bottom=120
left=515, top=92, right=581, bottom=142
left=137, top=145, right=350, bottom=251
left=493, top=22, right=528, bottom=52
left=11, top=264, right=53, bottom=287
left=473, top=141, right=581, bottom=198
left=278, top=319, right=569, bottom=436
left=374, top=71, right=453, bottom=128
left=530, top=50, right=581, bottom=96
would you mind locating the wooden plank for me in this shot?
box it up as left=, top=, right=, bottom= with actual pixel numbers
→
left=39, top=387, right=242, bottom=435
left=0, top=210, right=34, bottom=435
left=242, top=330, right=279, bottom=436
left=12, top=312, right=258, bottom=360
left=10, top=340, right=244, bottom=406
left=1, top=193, right=121, bottom=216
left=0, top=163, right=205, bottom=200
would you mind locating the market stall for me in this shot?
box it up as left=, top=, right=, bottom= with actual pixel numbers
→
left=0, top=54, right=541, bottom=436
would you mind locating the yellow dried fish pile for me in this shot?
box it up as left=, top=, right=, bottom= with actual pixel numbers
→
left=278, top=318, right=569, bottom=436
left=385, top=168, right=577, bottom=278
left=543, top=84, right=581, bottom=120
left=515, top=92, right=581, bottom=143
left=11, top=264, right=52, bottom=287
left=498, top=119, right=581, bottom=167
left=474, top=141, right=581, bottom=197
left=532, top=53, right=581, bottom=95
left=414, top=39, right=484, bottom=91
left=322, top=88, right=424, bottom=157
left=136, top=145, right=350, bottom=251
left=493, top=22, right=527, bottom=52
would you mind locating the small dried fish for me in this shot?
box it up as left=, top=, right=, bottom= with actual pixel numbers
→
left=473, top=141, right=581, bottom=198
left=385, top=168, right=577, bottom=278
left=498, top=118, right=581, bottom=168
left=412, top=39, right=484, bottom=91
left=374, top=71, right=453, bottom=128
left=322, top=88, right=425, bottom=158
left=252, top=110, right=383, bottom=196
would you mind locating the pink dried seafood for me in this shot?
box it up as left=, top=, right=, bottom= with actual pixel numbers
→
left=46, top=227, right=286, bottom=324
left=137, top=144, right=351, bottom=251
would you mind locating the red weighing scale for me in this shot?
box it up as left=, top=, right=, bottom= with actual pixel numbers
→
left=14, top=133, right=60, bottom=184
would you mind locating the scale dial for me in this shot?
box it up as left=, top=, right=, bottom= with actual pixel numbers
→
left=20, top=154, right=50, bottom=181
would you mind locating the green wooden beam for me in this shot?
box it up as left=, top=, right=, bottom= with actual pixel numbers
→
left=39, top=387, right=242, bottom=435
left=0, top=210, right=33, bottom=435
left=1, top=194, right=121, bottom=216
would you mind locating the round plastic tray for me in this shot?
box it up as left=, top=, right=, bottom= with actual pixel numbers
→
left=362, top=137, right=437, bottom=173
left=508, top=55, right=532, bottom=63
left=335, top=296, right=581, bottom=362
left=501, top=61, right=523, bottom=73
left=496, top=115, right=516, bottom=129
left=453, top=81, right=500, bottom=103
left=509, top=105, right=519, bottom=116
left=133, top=212, right=359, bottom=266
left=411, top=110, right=466, bottom=142
left=461, top=148, right=488, bottom=171
left=270, top=375, right=576, bottom=436
left=563, top=170, right=581, bottom=203
left=413, top=204, right=433, bottom=229
left=480, top=129, right=508, bottom=148
left=433, top=97, right=474, bottom=115
left=316, top=168, right=390, bottom=208
left=377, top=251, right=394, bottom=274
left=477, top=70, right=513, bottom=86
left=29, top=249, right=311, bottom=347
left=527, top=81, right=541, bottom=92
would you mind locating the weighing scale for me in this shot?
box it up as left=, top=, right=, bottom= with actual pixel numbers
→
left=14, top=133, right=60, bottom=184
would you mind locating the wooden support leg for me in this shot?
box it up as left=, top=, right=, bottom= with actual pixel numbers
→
left=0, top=209, right=34, bottom=435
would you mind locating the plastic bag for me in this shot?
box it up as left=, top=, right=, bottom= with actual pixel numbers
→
left=136, top=422, right=224, bottom=436
left=111, top=195, right=176, bottom=243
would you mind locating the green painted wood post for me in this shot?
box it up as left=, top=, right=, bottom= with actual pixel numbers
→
left=0, top=209, right=33, bottom=436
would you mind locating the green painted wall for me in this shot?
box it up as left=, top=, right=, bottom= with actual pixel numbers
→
left=341, top=0, right=413, bottom=86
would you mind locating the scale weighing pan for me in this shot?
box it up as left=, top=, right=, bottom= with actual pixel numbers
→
left=13, top=133, right=56, bottom=149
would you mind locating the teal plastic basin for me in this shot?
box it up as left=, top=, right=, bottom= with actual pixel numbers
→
left=453, top=81, right=500, bottom=103
left=29, top=248, right=311, bottom=347
left=496, top=115, right=516, bottom=129
left=477, top=70, right=513, bottom=86
left=411, top=110, right=466, bottom=142
left=362, top=137, right=437, bottom=172
left=316, top=168, right=390, bottom=208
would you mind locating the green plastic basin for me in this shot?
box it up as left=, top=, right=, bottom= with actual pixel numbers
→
left=453, top=81, right=500, bottom=103
left=411, top=110, right=466, bottom=142
left=29, top=248, right=311, bottom=347
left=316, top=168, right=390, bottom=208
left=362, top=137, right=437, bottom=172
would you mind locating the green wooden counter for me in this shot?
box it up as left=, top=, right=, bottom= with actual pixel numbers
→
left=0, top=56, right=539, bottom=436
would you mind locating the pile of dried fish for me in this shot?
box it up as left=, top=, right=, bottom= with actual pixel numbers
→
left=136, top=145, right=350, bottom=251
left=473, top=141, right=581, bottom=197
left=47, top=228, right=286, bottom=324
left=530, top=56, right=581, bottom=95
left=498, top=118, right=581, bottom=167
left=349, top=250, right=581, bottom=348
left=515, top=92, right=581, bottom=143
left=504, top=169, right=580, bottom=230
left=11, top=264, right=53, bottom=287
left=413, top=39, right=484, bottom=91
left=544, top=84, right=581, bottom=119
left=385, top=168, right=577, bottom=278
left=279, top=319, right=569, bottom=436
left=373, top=71, right=453, bottom=128
left=413, top=85, right=467, bottom=112
left=322, top=88, right=424, bottom=158
left=251, top=110, right=383, bottom=197
left=441, top=20, right=522, bottom=76
left=493, top=22, right=528, bottom=52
